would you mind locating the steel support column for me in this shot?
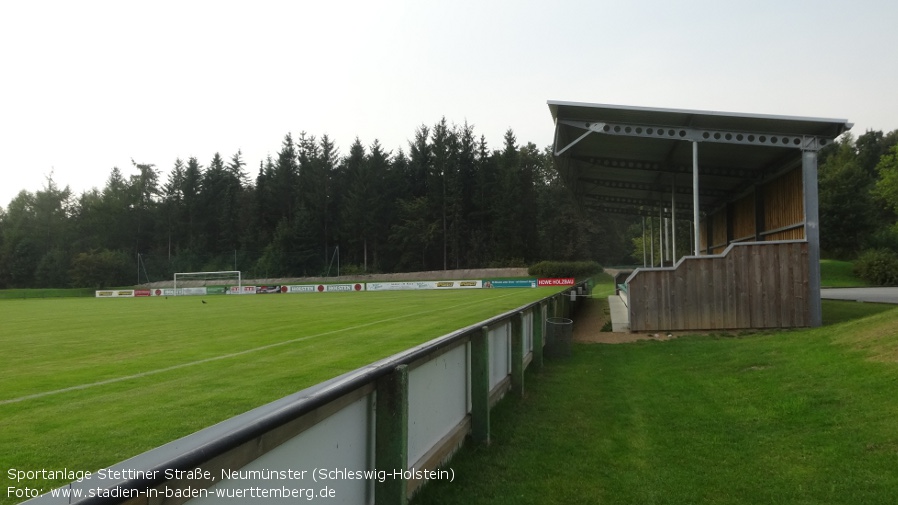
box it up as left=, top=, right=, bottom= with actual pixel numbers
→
left=664, top=215, right=671, bottom=266
left=659, top=205, right=664, bottom=266
left=649, top=217, right=654, bottom=266
left=692, top=141, right=701, bottom=255
left=803, top=150, right=823, bottom=327
left=671, top=177, right=677, bottom=263
left=642, top=217, right=647, bottom=267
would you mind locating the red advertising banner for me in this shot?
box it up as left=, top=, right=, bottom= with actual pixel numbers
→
left=537, top=278, right=575, bottom=286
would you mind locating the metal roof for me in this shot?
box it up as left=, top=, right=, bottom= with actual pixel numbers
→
left=548, top=100, right=853, bottom=217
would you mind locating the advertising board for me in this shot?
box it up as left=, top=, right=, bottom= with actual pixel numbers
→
left=366, top=280, right=481, bottom=291
left=286, top=285, right=318, bottom=293
left=537, top=278, right=576, bottom=286
left=94, top=290, right=136, bottom=298
left=482, top=279, right=537, bottom=288
left=315, top=283, right=365, bottom=292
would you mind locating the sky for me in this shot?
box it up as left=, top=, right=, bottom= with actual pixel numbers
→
left=2, top=0, right=897, bottom=209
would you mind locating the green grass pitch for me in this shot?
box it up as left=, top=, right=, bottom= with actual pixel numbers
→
left=0, top=288, right=559, bottom=502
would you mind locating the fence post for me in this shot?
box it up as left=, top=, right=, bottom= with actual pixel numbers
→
left=532, top=303, right=544, bottom=370
left=471, top=326, right=490, bottom=444
left=375, top=364, right=408, bottom=505
left=511, top=312, right=524, bottom=396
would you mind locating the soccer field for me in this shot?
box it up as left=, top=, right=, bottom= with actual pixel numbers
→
left=0, top=287, right=558, bottom=501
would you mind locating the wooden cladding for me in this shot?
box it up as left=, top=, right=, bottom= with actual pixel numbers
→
left=765, top=227, right=805, bottom=241
left=731, top=194, right=755, bottom=240
left=698, top=167, right=805, bottom=251
left=627, top=241, right=809, bottom=331
left=764, top=168, right=804, bottom=238
left=711, top=211, right=727, bottom=253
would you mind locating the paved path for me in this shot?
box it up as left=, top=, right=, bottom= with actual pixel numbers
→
left=608, top=295, right=630, bottom=332
left=821, top=287, right=898, bottom=304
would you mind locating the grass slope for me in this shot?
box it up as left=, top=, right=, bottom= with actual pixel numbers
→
left=411, top=301, right=898, bottom=505
left=820, top=259, right=868, bottom=288
left=0, top=288, right=555, bottom=503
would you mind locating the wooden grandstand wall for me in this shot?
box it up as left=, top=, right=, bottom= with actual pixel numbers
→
left=627, top=241, right=810, bottom=331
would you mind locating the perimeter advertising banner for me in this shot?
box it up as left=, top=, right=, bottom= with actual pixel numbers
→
left=148, top=288, right=207, bottom=296
left=316, top=283, right=366, bottom=292
left=286, top=285, right=318, bottom=294
left=366, top=280, right=482, bottom=291
left=177, top=287, right=208, bottom=296
left=99, top=277, right=540, bottom=299
left=537, top=278, right=576, bottom=286
left=95, top=290, right=136, bottom=298
left=366, top=281, right=430, bottom=291
left=483, top=279, right=537, bottom=288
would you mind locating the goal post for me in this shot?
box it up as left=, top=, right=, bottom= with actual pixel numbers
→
left=173, top=271, right=242, bottom=295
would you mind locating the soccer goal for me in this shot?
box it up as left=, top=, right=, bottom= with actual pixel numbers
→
left=173, top=271, right=242, bottom=295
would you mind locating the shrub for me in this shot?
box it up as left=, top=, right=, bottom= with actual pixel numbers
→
left=69, top=249, right=132, bottom=288
left=853, top=249, right=898, bottom=286
left=528, top=260, right=603, bottom=279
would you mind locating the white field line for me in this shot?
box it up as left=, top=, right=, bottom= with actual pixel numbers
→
left=1, top=291, right=524, bottom=406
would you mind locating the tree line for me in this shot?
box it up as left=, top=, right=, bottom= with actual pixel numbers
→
left=818, top=129, right=898, bottom=255
left=0, top=119, right=634, bottom=289
left=817, top=129, right=898, bottom=283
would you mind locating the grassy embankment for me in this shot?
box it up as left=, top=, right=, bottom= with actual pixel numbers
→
left=819, top=259, right=868, bottom=287
left=411, top=279, right=898, bottom=504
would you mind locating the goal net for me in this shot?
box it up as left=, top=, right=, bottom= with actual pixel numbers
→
left=173, top=271, right=242, bottom=295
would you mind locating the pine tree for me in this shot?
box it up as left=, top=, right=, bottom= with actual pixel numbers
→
left=408, top=125, right=431, bottom=199
left=430, top=118, right=452, bottom=270
left=160, top=158, right=186, bottom=264
left=182, top=157, right=204, bottom=254
left=129, top=160, right=159, bottom=255
left=273, top=133, right=299, bottom=224
left=365, top=139, right=392, bottom=270
left=200, top=152, right=230, bottom=261
left=451, top=121, right=477, bottom=268
left=470, top=134, right=496, bottom=265
left=255, top=156, right=277, bottom=247
left=494, top=129, right=524, bottom=263
left=341, top=138, right=369, bottom=268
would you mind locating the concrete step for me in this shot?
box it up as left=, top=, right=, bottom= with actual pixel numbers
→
left=608, top=295, right=630, bottom=333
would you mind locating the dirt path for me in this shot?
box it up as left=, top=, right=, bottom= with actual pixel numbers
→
left=572, top=296, right=675, bottom=344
